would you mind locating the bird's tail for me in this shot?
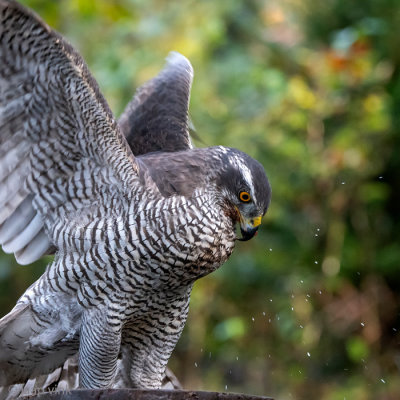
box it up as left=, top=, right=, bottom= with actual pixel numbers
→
left=0, top=356, right=78, bottom=400
left=0, top=354, right=181, bottom=399
left=0, top=305, right=181, bottom=398
left=0, top=304, right=37, bottom=386
left=0, top=302, right=78, bottom=388
left=0, top=302, right=81, bottom=400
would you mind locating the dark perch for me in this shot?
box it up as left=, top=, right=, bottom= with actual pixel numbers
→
left=23, top=389, right=273, bottom=400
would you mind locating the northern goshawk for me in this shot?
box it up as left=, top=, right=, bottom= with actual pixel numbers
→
left=0, top=0, right=271, bottom=392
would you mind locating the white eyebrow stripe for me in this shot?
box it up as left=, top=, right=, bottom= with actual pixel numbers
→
left=241, top=163, right=255, bottom=198
left=230, top=155, right=256, bottom=203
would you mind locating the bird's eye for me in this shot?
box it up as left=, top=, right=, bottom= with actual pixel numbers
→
left=239, top=191, right=251, bottom=202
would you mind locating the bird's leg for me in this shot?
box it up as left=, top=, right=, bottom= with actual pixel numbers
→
left=122, top=322, right=183, bottom=389
left=122, top=288, right=192, bottom=388
left=79, top=307, right=121, bottom=388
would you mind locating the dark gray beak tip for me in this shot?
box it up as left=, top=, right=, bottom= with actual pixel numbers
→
left=238, top=226, right=259, bottom=241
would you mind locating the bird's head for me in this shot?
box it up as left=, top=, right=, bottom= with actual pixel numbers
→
left=213, top=147, right=271, bottom=241
left=138, top=146, right=271, bottom=241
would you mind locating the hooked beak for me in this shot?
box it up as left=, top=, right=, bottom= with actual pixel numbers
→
left=237, top=214, right=262, bottom=241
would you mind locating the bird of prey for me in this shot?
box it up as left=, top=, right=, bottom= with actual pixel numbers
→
left=0, top=0, right=271, bottom=393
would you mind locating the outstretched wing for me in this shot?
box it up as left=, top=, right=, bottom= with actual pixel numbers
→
left=119, top=52, right=193, bottom=156
left=0, top=0, right=138, bottom=264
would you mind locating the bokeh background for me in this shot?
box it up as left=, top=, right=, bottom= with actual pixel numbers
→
left=1, top=0, right=400, bottom=399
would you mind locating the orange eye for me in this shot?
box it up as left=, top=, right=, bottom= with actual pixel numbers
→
left=239, top=191, right=251, bottom=202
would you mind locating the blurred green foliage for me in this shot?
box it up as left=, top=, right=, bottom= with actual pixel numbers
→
left=1, top=0, right=400, bottom=399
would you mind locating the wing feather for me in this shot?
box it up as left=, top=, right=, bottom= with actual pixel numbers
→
left=2, top=213, right=42, bottom=254
left=0, top=196, right=35, bottom=243
left=15, top=230, right=51, bottom=265
left=0, top=0, right=138, bottom=264
left=119, top=51, right=194, bottom=155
